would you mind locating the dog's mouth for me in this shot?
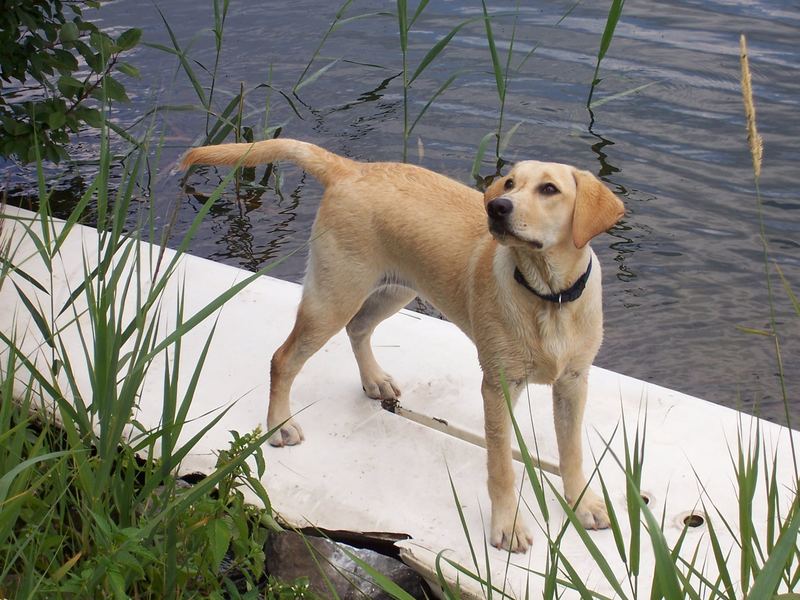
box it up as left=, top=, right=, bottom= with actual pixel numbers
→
left=488, top=219, right=508, bottom=238
left=489, top=222, right=543, bottom=249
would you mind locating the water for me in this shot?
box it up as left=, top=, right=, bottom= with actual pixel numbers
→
left=3, top=0, right=798, bottom=426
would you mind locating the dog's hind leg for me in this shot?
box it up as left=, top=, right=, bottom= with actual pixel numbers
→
left=268, top=264, right=375, bottom=447
left=346, top=283, right=416, bottom=401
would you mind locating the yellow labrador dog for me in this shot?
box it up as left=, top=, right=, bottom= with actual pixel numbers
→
left=182, top=139, right=624, bottom=552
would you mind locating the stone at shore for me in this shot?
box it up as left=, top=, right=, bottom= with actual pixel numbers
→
left=265, top=531, right=429, bottom=599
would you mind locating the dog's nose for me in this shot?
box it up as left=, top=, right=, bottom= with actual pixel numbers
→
left=487, top=197, right=513, bottom=220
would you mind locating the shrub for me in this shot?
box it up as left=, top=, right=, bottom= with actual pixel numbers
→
left=0, top=0, right=141, bottom=163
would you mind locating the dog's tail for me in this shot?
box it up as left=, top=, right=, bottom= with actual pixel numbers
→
left=180, top=139, right=355, bottom=186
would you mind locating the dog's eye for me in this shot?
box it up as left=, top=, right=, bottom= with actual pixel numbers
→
left=504, top=178, right=514, bottom=191
left=539, top=183, right=559, bottom=195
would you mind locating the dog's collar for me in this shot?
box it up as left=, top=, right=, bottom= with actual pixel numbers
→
left=513, top=256, right=593, bottom=305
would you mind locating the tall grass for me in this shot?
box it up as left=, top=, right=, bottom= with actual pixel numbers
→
left=738, top=34, right=796, bottom=473
left=0, top=110, right=288, bottom=595
left=395, top=0, right=486, bottom=163
left=428, top=395, right=799, bottom=598
left=295, top=1, right=489, bottom=163
left=147, top=4, right=295, bottom=154
left=293, top=1, right=390, bottom=95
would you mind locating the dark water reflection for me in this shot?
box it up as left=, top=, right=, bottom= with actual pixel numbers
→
left=2, top=0, right=798, bottom=426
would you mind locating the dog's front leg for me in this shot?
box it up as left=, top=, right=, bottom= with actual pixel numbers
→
left=482, top=377, right=533, bottom=552
left=552, top=368, right=610, bottom=530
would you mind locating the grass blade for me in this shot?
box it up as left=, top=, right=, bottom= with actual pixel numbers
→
left=502, top=375, right=549, bottom=522
left=612, top=460, right=682, bottom=600
left=205, top=91, right=244, bottom=146
left=596, top=0, right=625, bottom=65
left=294, top=58, right=341, bottom=93
left=0, top=451, right=72, bottom=505
left=589, top=81, right=658, bottom=109
left=775, top=263, right=800, bottom=317
left=1, top=213, right=52, bottom=271
left=0, top=257, right=48, bottom=294
left=746, top=497, right=800, bottom=598
left=481, top=0, right=505, bottom=101
left=498, top=121, right=522, bottom=156
left=155, top=6, right=208, bottom=107
left=516, top=0, right=581, bottom=71
left=409, top=18, right=477, bottom=85
left=703, top=513, right=736, bottom=599
left=397, top=0, right=408, bottom=53
left=471, top=131, right=497, bottom=181
left=587, top=0, right=625, bottom=105
left=335, top=543, right=417, bottom=600
left=409, top=0, right=430, bottom=28
left=11, top=280, right=53, bottom=348
left=52, top=178, right=100, bottom=255
left=600, top=475, right=628, bottom=572
left=543, top=475, right=629, bottom=600
left=408, top=71, right=462, bottom=135
left=294, top=0, right=352, bottom=91
left=445, top=464, right=483, bottom=591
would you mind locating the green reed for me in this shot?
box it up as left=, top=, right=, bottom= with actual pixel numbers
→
left=0, top=107, right=284, bottom=596
left=587, top=0, right=625, bottom=107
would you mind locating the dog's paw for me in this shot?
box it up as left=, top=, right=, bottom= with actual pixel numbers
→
left=490, top=506, right=533, bottom=553
left=267, top=419, right=305, bottom=447
left=361, top=370, right=401, bottom=401
left=573, top=490, right=610, bottom=530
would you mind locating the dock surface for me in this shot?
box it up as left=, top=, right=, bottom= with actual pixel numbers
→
left=2, top=206, right=797, bottom=597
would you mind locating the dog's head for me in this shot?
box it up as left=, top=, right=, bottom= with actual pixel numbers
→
left=483, top=161, right=625, bottom=250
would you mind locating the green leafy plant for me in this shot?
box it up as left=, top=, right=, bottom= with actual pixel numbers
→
left=0, top=101, right=285, bottom=596
left=0, top=0, right=141, bottom=163
left=263, top=575, right=318, bottom=599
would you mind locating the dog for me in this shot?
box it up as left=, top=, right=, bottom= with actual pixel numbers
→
left=182, top=139, right=624, bottom=552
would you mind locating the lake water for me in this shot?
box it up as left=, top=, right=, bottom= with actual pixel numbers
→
left=3, top=0, right=798, bottom=426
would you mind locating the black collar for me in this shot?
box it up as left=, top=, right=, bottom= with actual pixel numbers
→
left=513, top=256, right=593, bottom=304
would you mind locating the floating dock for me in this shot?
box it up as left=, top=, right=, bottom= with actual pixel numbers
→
left=1, top=205, right=797, bottom=597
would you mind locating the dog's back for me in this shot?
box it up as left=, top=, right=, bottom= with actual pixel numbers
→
left=182, top=139, right=489, bottom=315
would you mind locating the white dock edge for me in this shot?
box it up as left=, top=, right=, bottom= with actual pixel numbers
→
left=1, top=205, right=798, bottom=598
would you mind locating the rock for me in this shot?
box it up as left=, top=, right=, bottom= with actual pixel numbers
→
left=265, top=530, right=428, bottom=599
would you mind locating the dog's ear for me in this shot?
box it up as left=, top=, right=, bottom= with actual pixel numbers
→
left=572, top=169, right=625, bottom=248
left=483, top=176, right=507, bottom=203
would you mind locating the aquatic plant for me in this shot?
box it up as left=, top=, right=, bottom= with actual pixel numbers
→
left=0, top=0, right=141, bottom=163
left=0, top=110, right=284, bottom=596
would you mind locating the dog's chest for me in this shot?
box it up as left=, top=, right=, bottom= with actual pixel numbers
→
left=517, top=306, right=587, bottom=384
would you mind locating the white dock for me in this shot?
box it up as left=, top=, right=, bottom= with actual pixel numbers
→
left=1, top=205, right=797, bottom=598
